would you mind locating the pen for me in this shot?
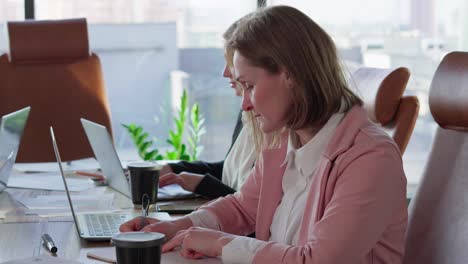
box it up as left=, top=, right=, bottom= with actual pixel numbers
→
left=139, top=194, right=150, bottom=230
left=42, top=233, right=58, bottom=254
left=74, top=170, right=105, bottom=181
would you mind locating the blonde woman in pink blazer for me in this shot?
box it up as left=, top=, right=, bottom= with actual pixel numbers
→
left=121, top=5, right=407, bottom=263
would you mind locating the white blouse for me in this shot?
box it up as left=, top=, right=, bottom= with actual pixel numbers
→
left=190, top=112, right=344, bottom=264
left=222, top=111, right=256, bottom=191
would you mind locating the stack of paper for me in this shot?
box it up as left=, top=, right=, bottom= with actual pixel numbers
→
left=13, top=187, right=117, bottom=218
left=13, top=158, right=100, bottom=173
left=87, top=248, right=222, bottom=264
left=8, top=171, right=95, bottom=192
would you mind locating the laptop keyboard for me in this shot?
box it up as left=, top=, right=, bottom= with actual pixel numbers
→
left=85, top=214, right=127, bottom=237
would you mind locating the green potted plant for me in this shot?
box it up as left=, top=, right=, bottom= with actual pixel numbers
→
left=122, top=89, right=206, bottom=161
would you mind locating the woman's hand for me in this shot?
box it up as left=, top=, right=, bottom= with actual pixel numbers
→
left=119, top=216, right=160, bottom=232
left=162, top=227, right=235, bottom=259
left=159, top=165, right=173, bottom=176
left=159, top=172, right=205, bottom=192
left=120, top=217, right=193, bottom=241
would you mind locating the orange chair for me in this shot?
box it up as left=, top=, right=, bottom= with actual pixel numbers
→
left=352, top=67, right=419, bottom=154
left=0, top=18, right=112, bottom=162
left=403, top=51, right=468, bottom=263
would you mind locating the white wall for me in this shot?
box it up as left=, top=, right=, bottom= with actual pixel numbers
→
left=88, top=23, right=178, bottom=149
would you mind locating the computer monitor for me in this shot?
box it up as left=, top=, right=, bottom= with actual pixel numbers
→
left=0, top=107, right=31, bottom=192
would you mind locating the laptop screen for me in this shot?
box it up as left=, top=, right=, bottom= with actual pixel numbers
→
left=0, top=107, right=31, bottom=190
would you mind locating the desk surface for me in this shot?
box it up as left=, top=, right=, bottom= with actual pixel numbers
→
left=0, top=187, right=209, bottom=264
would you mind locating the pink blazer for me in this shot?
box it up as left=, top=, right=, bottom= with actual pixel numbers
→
left=200, top=106, right=408, bottom=264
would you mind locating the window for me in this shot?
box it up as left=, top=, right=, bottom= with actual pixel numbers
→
left=3, top=1, right=459, bottom=186
left=0, top=0, right=24, bottom=23
left=268, top=0, right=464, bottom=185
left=0, top=0, right=24, bottom=52
left=33, top=0, right=256, bottom=161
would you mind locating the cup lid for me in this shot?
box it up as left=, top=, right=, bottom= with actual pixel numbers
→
left=111, top=232, right=165, bottom=248
left=127, top=161, right=163, bottom=171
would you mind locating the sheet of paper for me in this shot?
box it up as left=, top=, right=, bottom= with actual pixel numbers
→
left=0, top=254, right=82, bottom=264
left=13, top=190, right=116, bottom=218
left=87, top=247, right=221, bottom=264
left=0, top=209, right=8, bottom=219
left=2, top=214, right=74, bottom=223
left=17, top=193, right=114, bottom=210
left=25, top=209, right=120, bottom=218
left=14, top=158, right=100, bottom=173
left=158, top=184, right=195, bottom=200
left=7, top=172, right=95, bottom=192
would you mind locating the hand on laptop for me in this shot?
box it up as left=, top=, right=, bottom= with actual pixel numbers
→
left=119, top=217, right=193, bottom=242
left=159, top=172, right=204, bottom=192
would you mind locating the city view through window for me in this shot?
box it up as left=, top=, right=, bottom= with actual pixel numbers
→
left=269, top=0, right=467, bottom=185
left=0, top=0, right=465, bottom=185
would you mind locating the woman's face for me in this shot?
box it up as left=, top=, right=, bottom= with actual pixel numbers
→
left=233, top=51, right=292, bottom=133
left=223, top=63, right=242, bottom=97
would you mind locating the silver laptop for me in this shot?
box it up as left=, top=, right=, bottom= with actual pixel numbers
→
left=0, top=107, right=31, bottom=192
left=80, top=119, right=132, bottom=198
left=50, top=126, right=135, bottom=241
left=80, top=118, right=195, bottom=200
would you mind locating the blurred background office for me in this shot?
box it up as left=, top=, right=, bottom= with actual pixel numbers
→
left=0, top=0, right=465, bottom=186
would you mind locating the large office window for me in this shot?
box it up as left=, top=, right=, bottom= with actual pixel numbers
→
left=0, top=0, right=24, bottom=22
left=32, top=0, right=256, bottom=161
left=0, top=1, right=24, bottom=51
left=3, top=1, right=461, bottom=185
left=268, top=0, right=468, bottom=184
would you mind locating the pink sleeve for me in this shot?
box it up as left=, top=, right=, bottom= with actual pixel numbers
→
left=195, top=158, right=263, bottom=236
left=252, top=145, right=407, bottom=263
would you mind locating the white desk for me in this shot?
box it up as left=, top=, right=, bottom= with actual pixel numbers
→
left=0, top=187, right=213, bottom=263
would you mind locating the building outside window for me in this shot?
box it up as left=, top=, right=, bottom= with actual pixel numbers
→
left=268, top=0, right=468, bottom=187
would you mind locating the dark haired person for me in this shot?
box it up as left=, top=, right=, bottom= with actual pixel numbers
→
left=156, top=20, right=257, bottom=200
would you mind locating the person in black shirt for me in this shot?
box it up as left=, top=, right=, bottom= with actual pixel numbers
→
left=158, top=21, right=256, bottom=200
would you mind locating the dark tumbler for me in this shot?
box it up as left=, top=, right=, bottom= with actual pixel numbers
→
left=127, top=162, right=162, bottom=206
left=112, top=232, right=165, bottom=264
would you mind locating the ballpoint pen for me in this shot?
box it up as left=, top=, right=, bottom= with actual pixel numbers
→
left=74, top=170, right=105, bottom=181
left=42, top=233, right=58, bottom=254
left=139, top=193, right=150, bottom=230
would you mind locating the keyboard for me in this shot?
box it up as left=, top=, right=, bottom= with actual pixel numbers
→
left=85, top=214, right=127, bottom=237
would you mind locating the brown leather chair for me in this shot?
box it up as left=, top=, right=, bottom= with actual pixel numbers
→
left=0, top=18, right=112, bottom=162
left=403, top=51, right=468, bottom=263
left=352, top=67, right=419, bottom=154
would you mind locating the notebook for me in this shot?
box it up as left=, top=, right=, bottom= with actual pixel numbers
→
left=0, top=106, right=31, bottom=193
left=87, top=247, right=222, bottom=263
left=80, top=118, right=196, bottom=200
left=50, top=126, right=169, bottom=241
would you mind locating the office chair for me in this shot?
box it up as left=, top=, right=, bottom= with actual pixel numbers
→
left=403, top=51, right=468, bottom=263
left=0, top=18, right=112, bottom=162
left=352, top=67, right=419, bottom=154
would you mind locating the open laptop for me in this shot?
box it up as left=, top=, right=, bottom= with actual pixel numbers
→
left=80, top=118, right=195, bottom=200
left=0, top=107, right=31, bottom=193
left=50, top=126, right=136, bottom=241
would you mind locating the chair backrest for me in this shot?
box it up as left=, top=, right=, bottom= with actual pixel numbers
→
left=403, top=51, right=468, bottom=263
left=352, top=67, right=419, bottom=154
left=0, top=18, right=112, bottom=162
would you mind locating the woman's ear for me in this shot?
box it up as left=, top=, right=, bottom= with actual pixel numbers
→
left=283, top=71, right=295, bottom=89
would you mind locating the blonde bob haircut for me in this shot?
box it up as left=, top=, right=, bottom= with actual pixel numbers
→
left=226, top=6, right=362, bottom=134
left=223, top=16, right=265, bottom=154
